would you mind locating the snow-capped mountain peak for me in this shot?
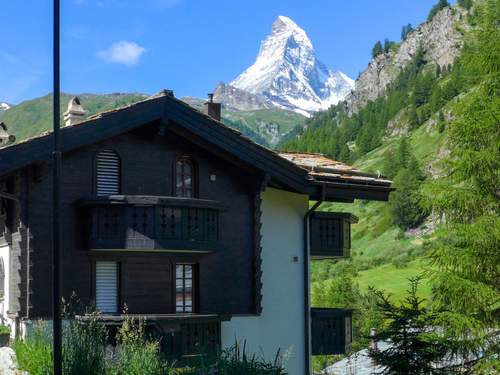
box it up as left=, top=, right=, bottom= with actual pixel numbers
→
left=0, top=102, right=10, bottom=111
left=228, top=15, right=354, bottom=116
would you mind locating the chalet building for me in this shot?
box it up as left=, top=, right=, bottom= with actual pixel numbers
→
left=0, top=91, right=392, bottom=375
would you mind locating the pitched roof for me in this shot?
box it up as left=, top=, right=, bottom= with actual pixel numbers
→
left=279, top=152, right=392, bottom=186
left=0, top=91, right=392, bottom=201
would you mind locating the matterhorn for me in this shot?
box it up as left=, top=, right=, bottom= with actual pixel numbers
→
left=215, top=16, right=354, bottom=116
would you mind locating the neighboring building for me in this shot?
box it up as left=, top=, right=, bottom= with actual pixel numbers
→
left=0, top=91, right=392, bottom=375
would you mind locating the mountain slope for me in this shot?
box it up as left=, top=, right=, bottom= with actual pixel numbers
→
left=296, top=3, right=476, bottom=306
left=215, top=16, right=354, bottom=116
left=0, top=93, right=146, bottom=142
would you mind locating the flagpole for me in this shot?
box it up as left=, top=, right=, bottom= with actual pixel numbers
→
left=52, top=0, right=62, bottom=373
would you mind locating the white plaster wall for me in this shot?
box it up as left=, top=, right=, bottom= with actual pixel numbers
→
left=221, top=188, right=308, bottom=375
left=0, top=244, right=14, bottom=338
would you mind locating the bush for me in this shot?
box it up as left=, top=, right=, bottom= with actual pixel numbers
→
left=14, top=322, right=53, bottom=375
left=0, top=325, right=10, bottom=335
left=109, top=316, right=166, bottom=375
left=63, top=313, right=108, bottom=375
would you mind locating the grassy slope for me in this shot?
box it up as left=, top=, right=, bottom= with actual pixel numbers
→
left=0, top=93, right=146, bottom=143
left=314, top=115, right=447, bottom=300
left=357, top=259, right=433, bottom=303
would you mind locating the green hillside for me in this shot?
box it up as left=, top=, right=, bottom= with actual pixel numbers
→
left=0, top=93, right=146, bottom=142
left=0, top=93, right=304, bottom=148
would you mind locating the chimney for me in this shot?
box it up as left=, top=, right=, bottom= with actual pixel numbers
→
left=63, top=96, right=87, bottom=126
left=0, top=123, right=15, bottom=147
left=204, top=93, right=221, bottom=122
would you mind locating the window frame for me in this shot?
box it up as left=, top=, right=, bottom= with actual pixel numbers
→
left=93, top=149, right=122, bottom=197
left=93, top=260, right=121, bottom=314
left=173, top=156, right=197, bottom=198
left=174, top=263, right=198, bottom=314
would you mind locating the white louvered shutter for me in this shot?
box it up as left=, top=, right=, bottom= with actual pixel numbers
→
left=95, top=261, right=118, bottom=313
left=96, top=150, right=120, bottom=196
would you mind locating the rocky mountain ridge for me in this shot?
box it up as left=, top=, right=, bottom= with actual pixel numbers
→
left=346, top=6, right=467, bottom=114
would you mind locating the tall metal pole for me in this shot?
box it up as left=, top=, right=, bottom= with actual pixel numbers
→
left=52, top=0, right=63, bottom=373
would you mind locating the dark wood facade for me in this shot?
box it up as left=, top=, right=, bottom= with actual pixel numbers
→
left=0, top=124, right=264, bottom=319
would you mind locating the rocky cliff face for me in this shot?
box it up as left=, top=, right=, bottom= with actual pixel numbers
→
left=347, top=6, right=467, bottom=114
left=213, top=82, right=274, bottom=111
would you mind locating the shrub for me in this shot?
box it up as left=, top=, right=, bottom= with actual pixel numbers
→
left=63, top=313, right=108, bottom=375
left=0, top=325, right=10, bottom=335
left=14, top=321, right=53, bottom=375
left=109, top=316, right=166, bottom=375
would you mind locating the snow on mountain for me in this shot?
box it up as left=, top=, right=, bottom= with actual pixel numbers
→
left=228, top=15, right=354, bottom=116
left=0, top=103, right=11, bottom=111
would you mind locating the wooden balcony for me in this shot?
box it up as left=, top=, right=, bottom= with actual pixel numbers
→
left=78, top=313, right=227, bottom=360
left=80, top=195, right=223, bottom=253
left=310, top=212, right=358, bottom=259
left=311, top=308, right=353, bottom=355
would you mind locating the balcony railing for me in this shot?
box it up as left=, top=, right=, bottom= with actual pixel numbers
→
left=311, top=308, right=353, bottom=355
left=80, top=195, right=224, bottom=253
left=310, top=212, right=358, bottom=259
left=78, top=313, right=226, bottom=360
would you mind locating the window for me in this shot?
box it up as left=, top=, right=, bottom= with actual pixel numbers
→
left=175, top=157, right=194, bottom=198
left=96, top=149, right=121, bottom=196
left=95, top=261, right=119, bottom=313
left=176, top=264, right=196, bottom=313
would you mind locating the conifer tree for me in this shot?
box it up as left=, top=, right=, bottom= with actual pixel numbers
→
left=423, top=1, right=500, bottom=371
left=372, top=41, right=383, bottom=58
left=368, top=278, right=457, bottom=375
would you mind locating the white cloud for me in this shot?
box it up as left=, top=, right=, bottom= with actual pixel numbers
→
left=96, top=41, right=147, bottom=66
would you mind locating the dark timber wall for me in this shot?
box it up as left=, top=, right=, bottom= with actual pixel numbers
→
left=5, top=123, right=261, bottom=318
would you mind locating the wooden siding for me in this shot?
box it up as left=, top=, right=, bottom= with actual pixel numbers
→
left=22, top=125, right=261, bottom=317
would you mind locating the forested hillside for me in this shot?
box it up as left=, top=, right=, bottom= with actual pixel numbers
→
left=279, top=1, right=499, bottom=370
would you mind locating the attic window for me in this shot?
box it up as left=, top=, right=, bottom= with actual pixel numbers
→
left=95, top=149, right=121, bottom=196
left=175, top=157, right=195, bottom=198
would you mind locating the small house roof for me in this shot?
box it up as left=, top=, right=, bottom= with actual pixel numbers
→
left=0, top=91, right=392, bottom=202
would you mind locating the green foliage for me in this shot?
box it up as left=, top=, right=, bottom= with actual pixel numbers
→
left=457, top=0, right=473, bottom=10
left=428, top=0, right=450, bottom=22
left=368, top=277, right=457, bottom=375
left=401, top=23, right=414, bottom=41
left=372, top=41, right=383, bottom=58
left=63, top=315, right=108, bottom=375
left=389, top=157, right=425, bottom=230
left=0, top=325, right=10, bottom=335
left=14, top=322, right=53, bottom=375
left=110, top=316, right=165, bottom=375
left=14, top=314, right=287, bottom=375
left=423, top=0, right=500, bottom=370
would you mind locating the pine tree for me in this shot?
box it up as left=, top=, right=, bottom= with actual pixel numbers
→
left=372, top=41, right=383, bottom=58
left=423, top=1, right=500, bottom=371
left=401, top=23, right=414, bottom=41
left=368, top=278, right=457, bottom=375
left=428, top=0, right=450, bottom=21
left=390, top=160, right=425, bottom=230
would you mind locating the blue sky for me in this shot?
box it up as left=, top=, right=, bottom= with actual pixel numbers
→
left=1, top=0, right=443, bottom=104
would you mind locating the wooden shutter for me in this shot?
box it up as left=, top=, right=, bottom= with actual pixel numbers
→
left=95, top=261, right=118, bottom=313
left=96, top=150, right=120, bottom=196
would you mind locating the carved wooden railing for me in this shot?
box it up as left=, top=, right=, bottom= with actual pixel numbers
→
left=80, top=196, right=223, bottom=252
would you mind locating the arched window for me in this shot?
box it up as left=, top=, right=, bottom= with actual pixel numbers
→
left=175, top=157, right=195, bottom=198
left=95, top=149, right=121, bottom=196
